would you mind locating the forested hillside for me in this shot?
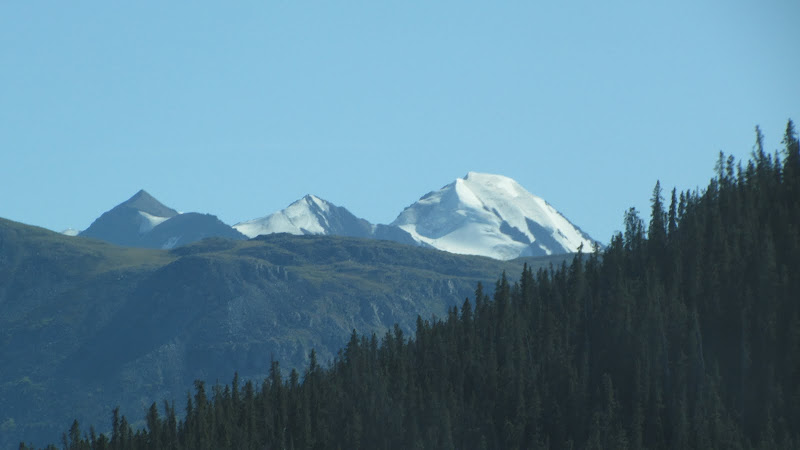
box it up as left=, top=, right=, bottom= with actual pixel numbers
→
left=2, top=221, right=544, bottom=449
left=30, top=121, right=800, bottom=449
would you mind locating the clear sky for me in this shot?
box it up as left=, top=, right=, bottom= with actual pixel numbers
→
left=2, top=1, right=798, bottom=244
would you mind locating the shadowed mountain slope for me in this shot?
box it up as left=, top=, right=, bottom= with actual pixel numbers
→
left=0, top=217, right=570, bottom=448
left=79, top=190, right=246, bottom=249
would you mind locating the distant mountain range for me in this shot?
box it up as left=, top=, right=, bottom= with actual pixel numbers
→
left=71, top=173, right=599, bottom=259
left=0, top=216, right=571, bottom=448
left=0, top=172, right=598, bottom=446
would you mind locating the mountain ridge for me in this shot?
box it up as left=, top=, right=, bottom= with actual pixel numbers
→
left=233, top=194, right=420, bottom=247
left=64, top=172, right=598, bottom=259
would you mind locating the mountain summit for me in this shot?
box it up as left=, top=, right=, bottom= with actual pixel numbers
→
left=80, top=190, right=245, bottom=249
left=80, top=189, right=179, bottom=246
left=122, top=189, right=180, bottom=219
left=392, top=172, right=597, bottom=260
left=234, top=195, right=418, bottom=246
left=234, top=195, right=355, bottom=237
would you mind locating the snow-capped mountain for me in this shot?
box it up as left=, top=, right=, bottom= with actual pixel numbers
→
left=72, top=174, right=597, bottom=258
left=80, top=190, right=246, bottom=249
left=392, top=172, right=598, bottom=260
left=234, top=195, right=419, bottom=246
left=234, top=195, right=348, bottom=237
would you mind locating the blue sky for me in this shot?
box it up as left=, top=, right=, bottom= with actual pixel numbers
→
left=1, top=1, right=798, bottom=243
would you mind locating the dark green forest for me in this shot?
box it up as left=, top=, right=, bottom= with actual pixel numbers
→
left=26, top=121, right=800, bottom=449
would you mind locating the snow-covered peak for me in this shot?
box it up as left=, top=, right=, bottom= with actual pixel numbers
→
left=233, top=195, right=337, bottom=238
left=234, top=195, right=420, bottom=246
left=392, top=172, right=597, bottom=260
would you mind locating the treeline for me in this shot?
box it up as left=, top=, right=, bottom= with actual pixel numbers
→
left=26, top=121, right=800, bottom=449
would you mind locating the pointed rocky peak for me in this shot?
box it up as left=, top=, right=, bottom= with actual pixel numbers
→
left=79, top=189, right=181, bottom=246
left=294, top=194, right=333, bottom=216
left=77, top=190, right=246, bottom=249
left=120, top=189, right=179, bottom=219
